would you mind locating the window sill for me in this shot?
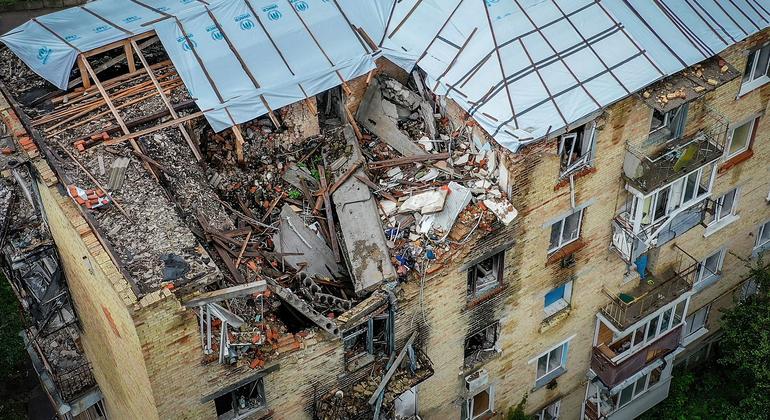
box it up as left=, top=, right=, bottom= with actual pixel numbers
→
left=555, top=166, right=596, bottom=191
left=752, top=242, right=770, bottom=259
left=539, top=305, right=571, bottom=334
left=737, top=76, right=770, bottom=98
left=703, top=214, right=739, bottom=237
left=546, top=239, right=585, bottom=266
left=718, top=149, right=753, bottom=174
left=693, top=274, right=721, bottom=293
left=682, top=328, right=709, bottom=346
left=533, top=367, right=567, bottom=391
left=466, top=284, right=507, bottom=310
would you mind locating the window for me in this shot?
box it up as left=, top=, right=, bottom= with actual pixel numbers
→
left=608, top=300, right=686, bottom=359
left=696, top=249, right=724, bottom=285
left=740, top=44, right=770, bottom=95
left=740, top=278, right=760, bottom=301
left=559, top=123, right=595, bottom=175
left=464, top=322, right=500, bottom=367
left=214, top=378, right=266, bottom=420
left=684, top=304, right=710, bottom=337
left=342, top=313, right=392, bottom=369
left=536, top=400, right=561, bottom=420
left=544, top=280, right=573, bottom=316
left=713, top=188, right=740, bottom=225
left=725, top=118, right=756, bottom=158
left=463, top=386, right=494, bottom=420
left=535, top=341, right=569, bottom=387
left=467, top=251, right=504, bottom=299
left=615, top=367, right=663, bottom=409
left=649, top=104, right=688, bottom=143
left=548, top=210, right=583, bottom=252
left=755, top=220, right=770, bottom=250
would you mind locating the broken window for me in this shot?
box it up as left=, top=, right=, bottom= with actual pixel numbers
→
left=394, top=386, right=419, bottom=419
left=535, top=399, right=561, bottom=420
left=462, top=385, right=494, bottom=420
left=544, top=280, right=572, bottom=317
left=467, top=251, right=504, bottom=299
left=342, top=309, right=394, bottom=370
left=740, top=44, right=770, bottom=95
left=648, top=104, right=687, bottom=143
left=214, top=378, right=266, bottom=420
left=755, top=220, right=770, bottom=251
left=558, top=123, right=595, bottom=176
left=548, top=209, right=583, bottom=253
left=464, top=321, right=500, bottom=367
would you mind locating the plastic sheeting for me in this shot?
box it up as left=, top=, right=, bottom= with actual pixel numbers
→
left=0, top=0, right=376, bottom=132
left=381, top=0, right=770, bottom=151
left=153, top=0, right=375, bottom=131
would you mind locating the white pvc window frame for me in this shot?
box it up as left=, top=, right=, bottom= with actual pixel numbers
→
left=714, top=187, right=740, bottom=223
left=531, top=336, right=573, bottom=385
left=463, top=384, right=495, bottom=420
left=535, top=399, right=561, bottom=420
left=615, top=367, right=662, bottom=409
left=607, top=299, right=687, bottom=363
left=725, top=117, right=756, bottom=159
left=755, top=220, right=770, bottom=250
left=739, top=44, right=770, bottom=96
left=696, top=248, right=725, bottom=285
left=558, top=122, right=596, bottom=176
left=548, top=209, right=584, bottom=253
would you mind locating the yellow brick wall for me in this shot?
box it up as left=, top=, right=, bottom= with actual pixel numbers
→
left=36, top=176, right=159, bottom=419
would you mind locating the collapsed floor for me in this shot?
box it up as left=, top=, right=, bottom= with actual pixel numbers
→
left=0, top=38, right=517, bottom=416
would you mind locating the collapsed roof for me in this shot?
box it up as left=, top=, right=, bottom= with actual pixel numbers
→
left=2, top=0, right=769, bottom=151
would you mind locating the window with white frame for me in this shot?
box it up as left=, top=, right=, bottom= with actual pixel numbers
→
left=463, top=385, right=494, bottom=420
left=467, top=251, right=504, bottom=300
left=649, top=104, right=688, bottom=143
left=740, top=44, right=770, bottom=95
left=755, top=220, right=770, bottom=250
left=725, top=117, right=757, bottom=159
left=629, top=164, right=714, bottom=233
left=214, top=378, right=266, bottom=420
left=607, top=300, right=687, bottom=360
left=684, top=304, right=710, bottom=337
left=544, top=280, right=573, bottom=316
left=696, top=249, right=724, bottom=286
left=712, top=188, right=740, bottom=224
left=559, top=123, right=595, bottom=175
left=548, top=210, right=583, bottom=253
left=535, top=340, right=569, bottom=387
left=535, top=399, right=561, bottom=420
left=739, top=278, right=760, bottom=301
left=615, top=366, right=662, bottom=409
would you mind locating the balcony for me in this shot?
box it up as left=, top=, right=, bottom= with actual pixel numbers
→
left=591, top=324, right=682, bottom=388
left=600, top=263, right=697, bottom=331
left=623, top=123, right=725, bottom=195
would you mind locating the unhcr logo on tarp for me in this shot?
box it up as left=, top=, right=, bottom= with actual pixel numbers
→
left=65, top=34, right=80, bottom=42
left=262, top=4, right=282, bottom=21
left=206, top=25, right=223, bottom=41
left=93, top=25, right=110, bottom=33
left=123, top=16, right=141, bottom=23
left=176, top=34, right=197, bottom=52
left=290, top=0, right=309, bottom=12
left=37, top=47, right=52, bottom=65
left=235, top=14, right=254, bottom=30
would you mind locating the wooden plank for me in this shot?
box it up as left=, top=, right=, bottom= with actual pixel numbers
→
left=130, top=39, right=202, bottom=161
left=77, top=56, right=91, bottom=90
left=231, top=125, right=245, bottom=164
left=104, top=111, right=207, bottom=145
left=368, top=153, right=450, bottom=169
left=318, top=166, right=341, bottom=262
left=123, top=41, right=136, bottom=73
left=184, top=280, right=267, bottom=308
left=367, top=331, right=417, bottom=405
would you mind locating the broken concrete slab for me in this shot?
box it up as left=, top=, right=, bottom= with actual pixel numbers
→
left=399, top=188, right=448, bottom=214
left=282, top=163, right=319, bottom=191
left=333, top=126, right=397, bottom=296
left=419, top=182, right=472, bottom=234
left=357, top=78, right=425, bottom=157
left=483, top=198, right=518, bottom=225
left=273, top=204, right=343, bottom=279
left=268, top=280, right=340, bottom=336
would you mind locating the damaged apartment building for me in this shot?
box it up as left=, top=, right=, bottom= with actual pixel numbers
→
left=0, top=0, right=768, bottom=419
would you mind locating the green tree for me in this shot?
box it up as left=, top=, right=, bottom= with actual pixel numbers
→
left=0, top=275, right=30, bottom=418
left=642, top=261, right=770, bottom=420
left=506, top=394, right=533, bottom=420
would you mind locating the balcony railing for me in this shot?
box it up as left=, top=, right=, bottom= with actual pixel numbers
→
left=600, top=263, right=697, bottom=330
left=591, top=324, right=682, bottom=388
left=623, top=117, right=726, bottom=195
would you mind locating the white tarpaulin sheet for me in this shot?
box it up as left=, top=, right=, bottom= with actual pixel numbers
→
left=1, top=0, right=376, bottom=132
left=381, top=0, right=770, bottom=151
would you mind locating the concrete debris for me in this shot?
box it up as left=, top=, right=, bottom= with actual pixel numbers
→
left=107, top=157, right=130, bottom=191
left=483, top=198, right=518, bottom=226
left=398, top=188, right=448, bottom=214
left=419, top=182, right=473, bottom=235
left=273, top=204, right=343, bottom=279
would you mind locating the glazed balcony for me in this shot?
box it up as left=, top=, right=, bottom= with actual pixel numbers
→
left=591, top=324, right=682, bottom=388
left=600, top=263, right=697, bottom=331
